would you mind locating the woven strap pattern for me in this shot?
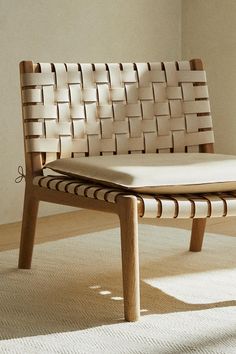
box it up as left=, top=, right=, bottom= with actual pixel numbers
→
left=21, top=61, right=214, bottom=163
left=33, top=176, right=127, bottom=203
left=34, top=176, right=236, bottom=219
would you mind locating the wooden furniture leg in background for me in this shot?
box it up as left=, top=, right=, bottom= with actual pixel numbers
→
left=189, top=218, right=207, bottom=252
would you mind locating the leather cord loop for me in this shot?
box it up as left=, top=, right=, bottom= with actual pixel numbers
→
left=15, top=165, right=26, bottom=183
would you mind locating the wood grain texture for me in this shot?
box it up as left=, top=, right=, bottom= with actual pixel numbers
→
left=118, top=195, right=140, bottom=322
left=189, top=218, right=207, bottom=252
left=33, top=185, right=118, bottom=214
left=18, top=187, right=39, bottom=268
left=19, top=61, right=43, bottom=179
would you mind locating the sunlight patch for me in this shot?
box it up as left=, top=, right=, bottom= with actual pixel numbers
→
left=144, top=268, right=236, bottom=304
left=99, top=290, right=112, bottom=295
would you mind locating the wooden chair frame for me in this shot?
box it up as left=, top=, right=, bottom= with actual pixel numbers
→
left=19, top=59, right=214, bottom=322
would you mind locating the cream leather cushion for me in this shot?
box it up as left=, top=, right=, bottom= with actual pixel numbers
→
left=45, top=153, right=236, bottom=194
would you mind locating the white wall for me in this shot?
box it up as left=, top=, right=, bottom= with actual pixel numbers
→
left=0, top=0, right=182, bottom=224
left=182, top=0, right=236, bottom=154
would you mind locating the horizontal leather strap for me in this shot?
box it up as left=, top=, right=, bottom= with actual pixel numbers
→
left=34, top=176, right=236, bottom=219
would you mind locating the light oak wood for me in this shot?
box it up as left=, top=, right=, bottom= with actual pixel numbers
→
left=33, top=185, right=119, bottom=214
left=118, top=195, right=140, bottom=322
left=19, top=61, right=43, bottom=180
left=18, top=186, right=39, bottom=268
left=189, top=59, right=214, bottom=248
left=18, top=182, right=119, bottom=269
left=189, top=218, right=207, bottom=252
left=18, top=61, right=42, bottom=268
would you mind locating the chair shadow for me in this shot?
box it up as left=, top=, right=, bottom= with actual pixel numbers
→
left=141, top=282, right=236, bottom=315
left=0, top=223, right=235, bottom=340
left=0, top=262, right=235, bottom=340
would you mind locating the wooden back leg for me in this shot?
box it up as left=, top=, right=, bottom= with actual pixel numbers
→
left=117, top=195, right=140, bottom=322
left=189, top=218, right=207, bottom=252
left=18, top=186, right=39, bottom=269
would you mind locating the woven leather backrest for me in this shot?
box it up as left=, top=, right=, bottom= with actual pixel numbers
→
left=20, top=61, right=214, bottom=163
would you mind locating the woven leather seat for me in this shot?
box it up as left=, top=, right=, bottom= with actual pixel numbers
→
left=18, top=59, right=236, bottom=322
left=34, top=175, right=236, bottom=219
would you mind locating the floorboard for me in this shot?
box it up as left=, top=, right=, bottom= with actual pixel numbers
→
left=0, top=210, right=235, bottom=252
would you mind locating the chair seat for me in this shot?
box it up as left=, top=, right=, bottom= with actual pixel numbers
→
left=45, top=153, right=236, bottom=194
left=33, top=175, right=236, bottom=219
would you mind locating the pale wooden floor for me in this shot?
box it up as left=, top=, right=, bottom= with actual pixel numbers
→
left=0, top=209, right=235, bottom=252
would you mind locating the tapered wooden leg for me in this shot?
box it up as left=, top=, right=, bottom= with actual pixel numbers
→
left=118, top=195, right=140, bottom=322
left=18, top=187, right=39, bottom=269
left=189, top=218, right=207, bottom=252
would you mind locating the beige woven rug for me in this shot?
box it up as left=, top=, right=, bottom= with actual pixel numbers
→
left=0, top=225, right=236, bottom=353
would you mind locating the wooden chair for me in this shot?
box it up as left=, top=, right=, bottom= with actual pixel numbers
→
left=19, top=59, right=236, bottom=322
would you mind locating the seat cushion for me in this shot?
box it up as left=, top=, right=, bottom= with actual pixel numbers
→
left=45, top=153, right=236, bottom=194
